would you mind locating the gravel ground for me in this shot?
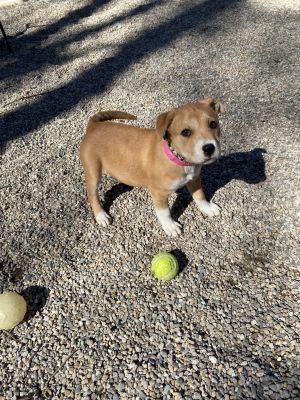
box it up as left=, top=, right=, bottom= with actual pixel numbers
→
left=0, top=0, right=299, bottom=399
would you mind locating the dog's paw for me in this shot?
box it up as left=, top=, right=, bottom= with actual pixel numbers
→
left=156, top=209, right=182, bottom=237
left=161, top=219, right=182, bottom=237
left=196, top=200, right=220, bottom=217
left=95, top=210, right=112, bottom=227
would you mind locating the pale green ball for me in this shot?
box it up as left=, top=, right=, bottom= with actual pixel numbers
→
left=151, top=252, right=179, bottom=281
left=0, top=291, right=27, bottom=330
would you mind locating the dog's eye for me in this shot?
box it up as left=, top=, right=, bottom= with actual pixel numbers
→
left=181, top=129, right=192, bottom=137
left=209, top=121, right=218, bottom=129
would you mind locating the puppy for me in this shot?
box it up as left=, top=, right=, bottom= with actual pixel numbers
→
left=80, top=98, right=225, bottom=236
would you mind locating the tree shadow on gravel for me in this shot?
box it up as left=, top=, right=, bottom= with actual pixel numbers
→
left=0, top=261, right=24, bottom=290
left=0, top=0, right=240, bottom=151
left=0, top=0, right=112, bottom=58
left=171, top=148, right=267, bottom=220
left=0, top=0, right=162, bottom=72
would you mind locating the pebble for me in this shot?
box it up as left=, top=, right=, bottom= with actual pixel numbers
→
left=209, top=356, right=218, bottom=365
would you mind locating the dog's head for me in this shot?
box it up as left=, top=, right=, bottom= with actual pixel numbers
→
left=156, top=98, right=225, bottom=165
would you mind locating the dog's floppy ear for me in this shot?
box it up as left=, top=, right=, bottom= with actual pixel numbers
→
left=199, top=98, right=225, bottom=114
left=156, top=110, right=174, bottom=140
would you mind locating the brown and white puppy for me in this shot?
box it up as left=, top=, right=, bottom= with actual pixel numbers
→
left=80, top=98, right=225, bottom=236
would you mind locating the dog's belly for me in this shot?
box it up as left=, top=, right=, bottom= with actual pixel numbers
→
left=103, top=167, right=147, bottom=188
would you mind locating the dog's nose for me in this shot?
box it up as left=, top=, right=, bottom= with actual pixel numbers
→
left=202, top=143, right=215, bottom=157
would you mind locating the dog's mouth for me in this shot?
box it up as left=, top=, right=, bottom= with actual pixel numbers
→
left=168, top=144, right=188, bottom=162
left=170, top=144, right=219, bottom=165
left=164, top=134, right=220, bottom=166
left=202, top=145, right=221, bottom=165
left=203, top=156, right=218, bottom=165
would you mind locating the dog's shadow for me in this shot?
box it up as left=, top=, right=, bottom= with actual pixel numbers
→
left=171, top=147, right=267, bottom=220
left=103, top=183, right=133, bottom=213
left=101, top=148, right=266, bottom=221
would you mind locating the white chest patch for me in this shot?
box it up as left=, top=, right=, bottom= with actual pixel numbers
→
left=170, top=165, right=201, bottom=191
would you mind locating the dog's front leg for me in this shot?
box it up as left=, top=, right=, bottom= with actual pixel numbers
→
left=150, top=189, right=182, bottom=237
left=187, top=178, right=220, bottom=217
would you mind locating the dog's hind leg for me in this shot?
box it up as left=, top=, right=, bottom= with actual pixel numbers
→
left=81, top=153, right=112, bottom=227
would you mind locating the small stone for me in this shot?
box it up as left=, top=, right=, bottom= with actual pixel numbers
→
left=193, top=393, right=202, bottom=399
left=163, top=385, right=171, bottom=395
left=209, top=356, right=218, bottom=365
left=176, top=377, right=184, bottom=386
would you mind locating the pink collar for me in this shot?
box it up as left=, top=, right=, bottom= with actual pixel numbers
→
left=162, top=140, right=194, bottom=166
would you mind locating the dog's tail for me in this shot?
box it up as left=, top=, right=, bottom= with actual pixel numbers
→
left=90, top=111, right=137, bottom=123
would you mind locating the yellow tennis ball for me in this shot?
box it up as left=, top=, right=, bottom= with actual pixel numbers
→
left=151, top=252, right=179, bottom=281
left=0, top=291, right=27, bottom=330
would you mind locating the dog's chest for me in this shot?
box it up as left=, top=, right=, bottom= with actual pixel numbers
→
left=170, top=166, right=201, bottom=191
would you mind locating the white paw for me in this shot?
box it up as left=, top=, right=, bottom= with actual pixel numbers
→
left=162, top=219, right=182, bottom=237
left=196, top=200, right=220, bottom=217
left=156, top=208, right=182, bottom=237
left=95, top=210, right=112, bottom=227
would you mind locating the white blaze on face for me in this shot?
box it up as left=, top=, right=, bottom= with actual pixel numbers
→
left=193, top=139, right=219, bottom=164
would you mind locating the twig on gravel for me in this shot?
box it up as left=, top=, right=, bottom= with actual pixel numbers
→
left=23, top=249, right=44, bottom=262
left=1, top=330, right=20, bottom=342
left=1, top=85, right=67, bottom=110
left=51, top=348, right=78, bottom=377
left=272, top=316, right=300, bottom=339
left=41, top=348, right=78, bottom=392
left=15, top=23, right=50, bottom=37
